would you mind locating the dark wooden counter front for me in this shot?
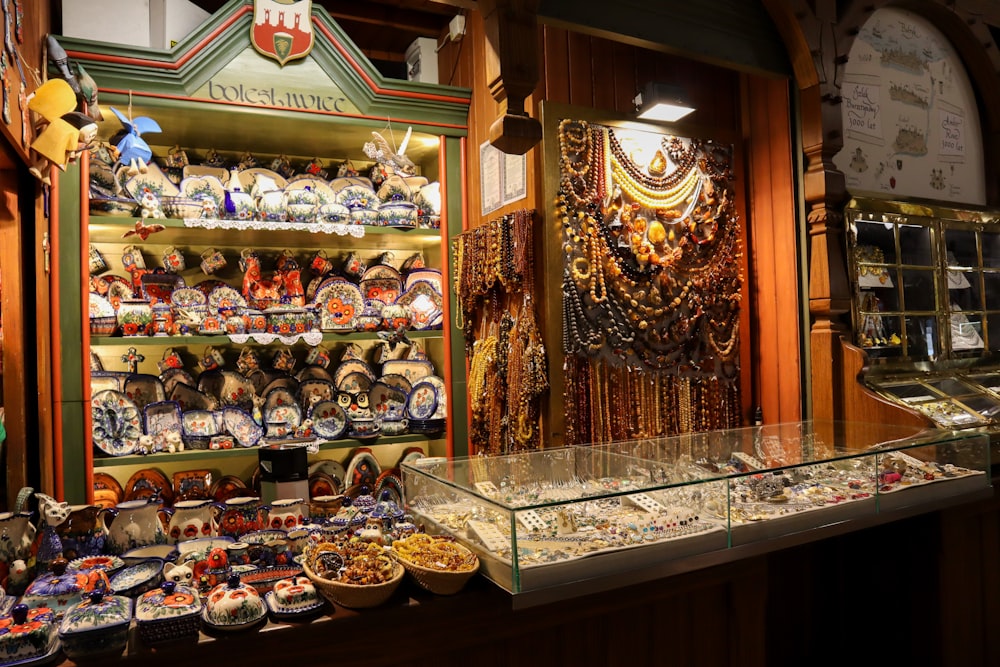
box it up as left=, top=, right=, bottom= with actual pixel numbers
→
left=55, top=481, right=1000, bottom=667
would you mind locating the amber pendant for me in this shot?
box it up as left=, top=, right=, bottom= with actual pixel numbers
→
left=648, top=149, right=668, bottom=177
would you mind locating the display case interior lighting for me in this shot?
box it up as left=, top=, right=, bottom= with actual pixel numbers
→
left=633, top=83, right=695, bottom=122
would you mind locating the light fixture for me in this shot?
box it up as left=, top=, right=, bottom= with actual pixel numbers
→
left=633, top=82, right=695, bottom=122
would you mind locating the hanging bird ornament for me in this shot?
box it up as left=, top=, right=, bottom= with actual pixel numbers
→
left=363, top=125, right=416, bottom=177
left=109, top=104, right=161, bottom=176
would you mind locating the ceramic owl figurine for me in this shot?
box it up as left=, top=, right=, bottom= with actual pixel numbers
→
left=338, top=390, right=381, bottom=440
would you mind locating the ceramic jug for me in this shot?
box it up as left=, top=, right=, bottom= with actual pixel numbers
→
left=56, top=504, right=111, bottom=559
left=163, top=498, right=220, bottom=544
left=266, top=498, right=309, bottom=531
left=0, top=511, right=36, bottom=568
left=213, top=496, right=270, bottom=540
left=104, top=498, right=169, bottom=554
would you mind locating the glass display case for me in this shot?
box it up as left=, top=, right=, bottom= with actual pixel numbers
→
left=401, top=421, right=990, bottom=599
left=846, top=197, right=1000, bottom=431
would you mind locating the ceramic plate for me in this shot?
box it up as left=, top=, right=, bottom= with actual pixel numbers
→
left=378, top=373, right=413, bottom=395
left=264, top=386, right=298, bottom=414
left=210, top=475, right=249, bottom=502
left=297, top=379, right=337, bottom=410
left=260, top=376, right=300, bottom=401
left=237, top=167, right=287, bottom=194
left=222, top=406, right=263, bottom=447
left=380, top=359, right=434, bottom=384
left=308, top=400, right=348, bottom=440
left=241, top=529, right=288, bottom=545
left=345, top=448, right=381, bottom=489
left=406, top=381, right=439, bottom=420
left=91, top=371, right=125, bottom=395
left=336, top=371, right=372, bottom=395
left=143, top=400, right=183, bottom=438
left=183, top=164, right=230, bottom=184
left=376, top=174, right=411, bottom=203
left=332, top=359, right=375, bottom=387
left=93, top=472, right=125, bottom=508
left=307, top=459, right=347, bottom=488
left=198, top=370, right=255, bottom=411
left=285, top=178, right=336, bottom=205
left=171, top=287, right=208, bottom=308
left=374, top=470, right=404, bottom=507
left=68, top=554, right=126, bottom=573
left=335, top=183, right=378, bottom=210
left=360, top=276, right=403, bottom=305
left=89, top=292, right=115, bottom=317
left=396, top=280, right=444, bottom=330
left=92, top=389, right=143, bottom=456
left=308, top=471, right=340, bottom=498
left=110, top=559, right=163, bottom=596
left=123, top=373, right=167, bottom=413
left=397, top=446, right=426, bottom=467
left=265, top=401, right=302, bottom=428
left=314, top=280, right=364, bottom=332
left=179, top=174, right=226, bottom=210
left=173, top=469, right=214, bottom=501
left=195, top=279, right=229, bottom=297
left=208, top=285, right=247, bottom=312
left=160, top=368, right=197, bottom=397
left=369, top=381, right=408, bottom=421
left=124, top=468, right=174, bottom=505
left=403, top=268, right=443, bottom=294
left=169, top=383, right=218, bottom=412
left=248, top=369, right=290, bottom=397
left=125, top=162, right=181, bottom=200
left=295, top=365, right=334, bottom=384
left=421, top=375, right=448, bottom=416
left=103, top=275, right=135, bottom=310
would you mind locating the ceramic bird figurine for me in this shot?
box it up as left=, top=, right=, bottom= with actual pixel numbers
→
left=109, top=105, right=162, bottom=176
left=363, top=126, right=416, bottom=177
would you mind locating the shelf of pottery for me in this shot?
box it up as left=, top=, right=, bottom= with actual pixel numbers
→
left=84, top=147, right=451, bottom=508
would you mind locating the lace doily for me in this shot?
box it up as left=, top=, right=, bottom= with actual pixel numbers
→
left=228, top=331, right=324, bottom=346
left=185, top=218, right=365, bottom=237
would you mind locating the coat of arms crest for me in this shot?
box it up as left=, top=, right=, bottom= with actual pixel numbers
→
left=251, top=0, right=314, bottom=66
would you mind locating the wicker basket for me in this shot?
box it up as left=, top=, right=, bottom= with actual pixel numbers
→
left=391, top=536, right=480, bottom=596
left=395, top=554, right=480, bottom=595
left=302, top=557, right=404, bottom=609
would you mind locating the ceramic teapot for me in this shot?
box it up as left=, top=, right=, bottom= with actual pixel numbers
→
left=104, top=498, right=169, bottom=554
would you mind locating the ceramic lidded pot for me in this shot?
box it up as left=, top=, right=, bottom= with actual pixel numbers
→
left=20, top=558, right=109, bottom=619
left=58, top=590, right=132, bottom=661
left=202, top=573, right=267, bottom=631
left=0, top=604, right=59, bottom=664
left=135, top=581, right=203, bottom=646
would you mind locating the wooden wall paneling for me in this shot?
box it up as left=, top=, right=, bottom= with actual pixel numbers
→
left=838, top=341, right=931, bottom=429
left=566, top=31, right=594, bottom=107
left=611, top=40, right=638, bottom=113
left=743, top=74, right=802, bottom=424
left=542, top=26, right=570, bottom=104
left=0, top=171, right=25, bottom=508
left=589, top=36, right=616, bottom=113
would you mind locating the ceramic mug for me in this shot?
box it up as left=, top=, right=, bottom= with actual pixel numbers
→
left=162, top=246, right=186, bottom=273
left=310, top=250, right=334, bottom=276
left=199, top=345, right=226, bottom=372
left=88, top=245, right=108, bottom=275
left=121, top=245, right=146, bottom=272
left=200, top=248, right=227, bottom=274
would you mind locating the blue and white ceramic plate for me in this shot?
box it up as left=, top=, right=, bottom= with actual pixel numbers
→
left=369, top=381, right=408, bottom=422
left=110, top=559, right=163, bottom=597
left=309, top=400, right=348, bottom=440
left=406, top=381, right=438, bottom=421
left=123, top=374, right=167, bottom=413
left=92, top=389, right=143, bottom=457
left=143, top=400, right=183, bottom=438
left=68, top=554, right=126, bottom=574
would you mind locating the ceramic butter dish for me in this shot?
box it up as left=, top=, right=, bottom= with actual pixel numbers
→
left=58, top=590, right=132, bottom=661
left=135, top=581, right=203, bottom=645
left=202, top=574, right=267, bottom=631
left=0, top=604, right=59, bottom=666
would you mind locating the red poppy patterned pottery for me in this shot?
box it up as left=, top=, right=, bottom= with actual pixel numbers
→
left=135, top=581, right=203, bottom=645
left=267, top=498, right=309, bottom=531
left=164, top=499, right=220, bottom=544
left=0, top=604, right=59, bottom=664
left=213, top=497, right=270, bottom=540
left=117, top=300, right=153, bottom=337
left=202, top=573, right=267, bottom=631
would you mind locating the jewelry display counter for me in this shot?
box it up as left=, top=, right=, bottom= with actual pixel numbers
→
left=401, top=420, right=990, bottom=603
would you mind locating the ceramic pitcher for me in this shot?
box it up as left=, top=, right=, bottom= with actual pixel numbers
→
left=104, top=498, right=168, bottom=554
left=213, top=496, right=270, bottom=540
left=56, top=504, right=111, bottom=559
left=163, top=498, right=221, bottom=544
left=0, top=511, right=36, bottom=567
left=266, top=498, right=309, bottom=531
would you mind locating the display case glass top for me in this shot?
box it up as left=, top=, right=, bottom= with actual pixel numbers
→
left=402, top=420, right=990, bottom=602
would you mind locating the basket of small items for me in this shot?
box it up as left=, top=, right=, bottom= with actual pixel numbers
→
left=390, top=533, right=480, bottom=596
left=302, top=540, right=404, bottom=609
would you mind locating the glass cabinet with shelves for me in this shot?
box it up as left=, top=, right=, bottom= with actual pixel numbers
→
left=846, top=197, right=1000, bottom=431
left=51, top=2, right=470, bottom=504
